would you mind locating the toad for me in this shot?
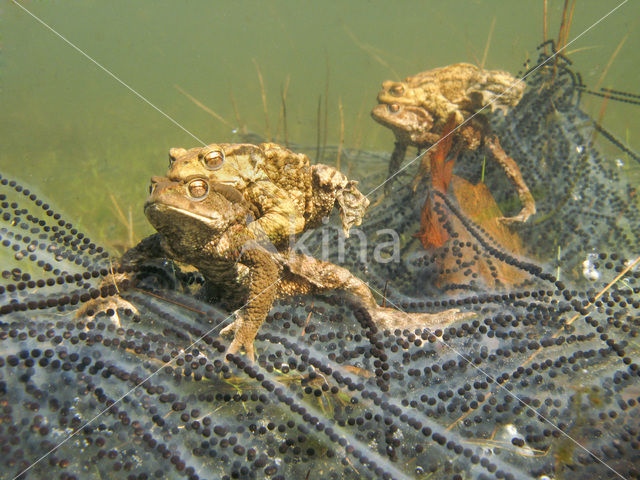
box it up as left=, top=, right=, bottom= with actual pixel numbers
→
left=165, top=142, right=369, bottom=247
left=376, top=63, right=525, bottom=128
left=106, top=175, right=472, bottom=361
left=372, top=63, right=535, bottom=224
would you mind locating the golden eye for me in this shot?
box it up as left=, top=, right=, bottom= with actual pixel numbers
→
left=390, top=84, right=404, bottom=96
left=201, top=150, right=225, bottom=170
left=187, top=179, right=209, bottom=200
left=388, top=103, right=400, bottom=113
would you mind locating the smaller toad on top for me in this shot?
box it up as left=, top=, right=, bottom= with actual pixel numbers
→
left=376, top=63, right=525, bottom=128
left=166, top=142, right=369, bottom=246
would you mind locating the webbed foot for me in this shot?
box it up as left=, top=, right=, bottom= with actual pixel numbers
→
left=410, top=171, right=426, bottom=193
left=497, top=204, right=536, bottom=225
left=220, top=314, right=258, bottom=363
left=219, top=317, right=239, bottom=337
left=75, top=296, right=139, bottom=328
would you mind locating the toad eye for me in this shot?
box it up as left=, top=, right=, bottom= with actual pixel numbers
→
left=388, top=103, right=400, bottom=113
left=187, top=179, right=209, bottom=200
left=201, top=150, right=225, bottom=170
left=390, top=84, right=405, bottom=96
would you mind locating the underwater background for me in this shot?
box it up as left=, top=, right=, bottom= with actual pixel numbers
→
left=2, top=0, right=639, bottom=252
left=2, top=1, right=640, bottom=480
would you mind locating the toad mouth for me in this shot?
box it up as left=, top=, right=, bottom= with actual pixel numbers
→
left=144, top=202, right=224, bottom=227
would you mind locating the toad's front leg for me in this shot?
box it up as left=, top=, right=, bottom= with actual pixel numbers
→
left=220, top=244, right=280, bottom=362
left=75, top=233, right=169, bottom=325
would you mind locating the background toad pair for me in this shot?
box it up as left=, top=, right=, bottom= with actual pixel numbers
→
left=371, top=63, right=536, bottom=224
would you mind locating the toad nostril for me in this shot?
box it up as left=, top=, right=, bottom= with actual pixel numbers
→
left=149, top=176, right=163, bottom=195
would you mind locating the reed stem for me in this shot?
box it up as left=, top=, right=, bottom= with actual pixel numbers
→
left=279, top=75, right=290, bottom=147
left=480, top=16, right=496, bottom=69
left=253, top=58, right=272, bottom=141
left=543, top=0, right=548, bottom=55
left=337, top=97, right=344, bottom=171
left=315, top=95, right=322, bottom=163
left=174, top=84, right=233, bottom=129
left=229, top=87, right=246, bottom=135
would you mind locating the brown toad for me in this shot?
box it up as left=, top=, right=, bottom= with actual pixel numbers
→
left=377, top=63, right=525, bottom=128
left=372, top=64, right=535, bottom=224
left=113, top=175, right=473, bottom=361
left=166, top=142, right=369, bottom=248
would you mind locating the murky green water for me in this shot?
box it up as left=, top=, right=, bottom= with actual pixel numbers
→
left=2, top=0, right=639, bottom=251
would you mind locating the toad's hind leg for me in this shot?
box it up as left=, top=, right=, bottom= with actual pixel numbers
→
left=410, top=148, right=431, bottom=192
left=280, top=253, right=474, bottom=332
left=484, top=134, right=536, bottom=224
left=383, top=141, right=408, bottom=196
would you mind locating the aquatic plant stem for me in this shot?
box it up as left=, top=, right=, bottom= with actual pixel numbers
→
left=229, top=86, right=246, bottom=135
left=279, top=75, right=291, bottom=147
left=135, top=288, right=207, bottom=315
left=543, top=0, right=549, bottom=55
left=337, top=97, right=344, bottom=171
left=591, top=91, right=611, bottom=145
left=322, top=54, right=330, bottom=163
left=300, top=301, right=314, bottom=336
left=480, top=16, right=496, bottom=69
left=174, top=84, right=234, bottom=129
left=557, top=0, right=570, bottom=51
left=565, top=255, right=640, bottom=328
left=128, top=206, right=134, bottom=249
left=594, top=34, right=629, bottom=92
left=108, top=193, right=138, bottom=248
left=565, top=0, right=577, bottom=47
left=342, top=24, right=400, bottom=78
left=350, top=94, right=367, bottom=152
left=315, top=95, right=322, bottom=163
left=253, top=58, right=272, bottom=141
